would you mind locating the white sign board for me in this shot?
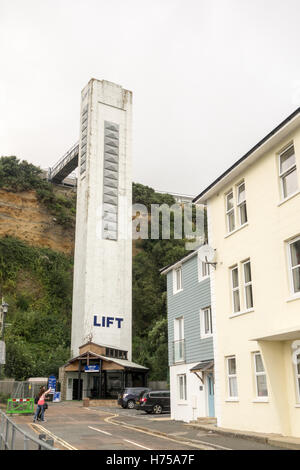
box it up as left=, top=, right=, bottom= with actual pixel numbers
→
left=0, top=341, right=6, bottom=365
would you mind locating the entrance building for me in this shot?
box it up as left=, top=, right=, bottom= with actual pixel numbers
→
left=59, top=342, right=148, bottom=401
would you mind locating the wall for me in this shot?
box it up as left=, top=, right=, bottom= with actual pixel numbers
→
left=170, top=362, right=207, bottom=422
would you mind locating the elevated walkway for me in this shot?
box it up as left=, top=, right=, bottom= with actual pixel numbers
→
left=48, top=142, right=79, bottom=184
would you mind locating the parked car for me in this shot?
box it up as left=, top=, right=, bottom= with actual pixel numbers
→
left=136, top=390, right=170, bottom=414
left=118, top=387, right=151, bottom=409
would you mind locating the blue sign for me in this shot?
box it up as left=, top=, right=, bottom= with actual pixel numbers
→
left=84, top=365, right=100, bottom=372
left=93, top=316, right=123, bottom=328
left=48, top=375, right=56, bottom=393
left=53, top=392, right=61, bottom=402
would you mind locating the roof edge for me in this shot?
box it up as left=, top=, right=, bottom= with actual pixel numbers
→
left=193, top=107, right=300, bottom=204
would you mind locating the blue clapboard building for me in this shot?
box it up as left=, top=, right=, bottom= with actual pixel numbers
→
left=161, top=248, right=214, bottom=422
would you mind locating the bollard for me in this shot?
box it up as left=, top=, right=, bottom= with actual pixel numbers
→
left=38, top=433, right=54, bottom=450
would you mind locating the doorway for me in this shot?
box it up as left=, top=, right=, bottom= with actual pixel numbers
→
left=72, top=379, right=83, bottom=400
left=206, top=373, right=215, bottom=417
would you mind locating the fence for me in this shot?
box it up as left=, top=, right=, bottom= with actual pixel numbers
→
left=0, top=409, right=57, bottom=450
left=149, top=381, right=169, bottom=390
left=0, top=381, right=47, bottom=400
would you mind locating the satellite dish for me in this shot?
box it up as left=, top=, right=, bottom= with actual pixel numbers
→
left=198, top=245, right=216, bottom=264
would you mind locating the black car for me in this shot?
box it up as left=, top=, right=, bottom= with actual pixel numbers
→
left=118, top=387, right=151, bottom=409
left=136, top=390, right=170, bottom=414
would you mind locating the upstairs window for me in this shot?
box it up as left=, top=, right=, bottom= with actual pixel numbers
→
left=279, top=144, right=298, bottom=199
left=237, top=182, right=248, bottom=225
left=231, top=266, right=240, bottom=313
left=243, top=260, right=253, bottom=309
left=174, top=316, right=184, bottom=362
left=200, top=307, right=213, bottom=338
left=198, top=257, right=210, bottom=281
left=173, top=266, right=182, bottom=293
left=226, top=191, right=235, bottom=232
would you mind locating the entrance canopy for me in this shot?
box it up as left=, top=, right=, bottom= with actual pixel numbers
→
left=190, top=360, right=214, bottom=385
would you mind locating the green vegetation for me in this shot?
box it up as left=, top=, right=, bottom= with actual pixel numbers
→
left=133, top=182, right=176, bottom=210
left=0, top=156, right=76, bottom=226
left=131, top=183, right=189, bottom=379
left=0, top=237, right=73, bottom=380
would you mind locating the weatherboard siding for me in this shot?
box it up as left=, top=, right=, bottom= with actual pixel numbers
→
left=167, top=255, right=213, bottom=366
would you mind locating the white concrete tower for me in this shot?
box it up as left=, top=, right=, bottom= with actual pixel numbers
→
left=71, top=79, right=132, bottom=360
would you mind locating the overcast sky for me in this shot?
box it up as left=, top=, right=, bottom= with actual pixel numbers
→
left=1, top=0, right=300, bottom=196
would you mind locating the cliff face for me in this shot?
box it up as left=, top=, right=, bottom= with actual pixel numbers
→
left=0, top=189, right=75, bottom=255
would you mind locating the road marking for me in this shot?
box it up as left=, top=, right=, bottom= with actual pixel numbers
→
left=104, top=415, right=217, bottom=450
left=123, top=439, right=152, bottom=450
left=88, top=426, right=112, bottom=436
left=30, top=423, right=77, bottom=450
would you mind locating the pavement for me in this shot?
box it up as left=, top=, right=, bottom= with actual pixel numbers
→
left=4, top=401, right=299, bottom=450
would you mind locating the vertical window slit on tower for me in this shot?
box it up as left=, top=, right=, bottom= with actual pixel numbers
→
left=102, top=121, right=119, bottom=240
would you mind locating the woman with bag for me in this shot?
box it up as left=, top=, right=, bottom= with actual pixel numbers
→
left=33, top=386, right=51, bottom=423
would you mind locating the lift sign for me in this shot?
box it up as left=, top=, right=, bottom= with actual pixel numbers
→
left=93, top=316, right=124, bottom=328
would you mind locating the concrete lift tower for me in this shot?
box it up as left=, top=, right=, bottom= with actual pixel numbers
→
left=70, top=79, right=132, bottom=360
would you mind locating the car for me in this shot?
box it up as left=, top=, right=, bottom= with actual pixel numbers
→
left=136, top=390, right=170, bottom=414
left=117, top=387, right=151, bottom=409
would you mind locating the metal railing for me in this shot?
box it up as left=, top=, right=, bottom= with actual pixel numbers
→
left=0, top=409, right=57, bottom=450
left=49, top=142, right=79, bottom=181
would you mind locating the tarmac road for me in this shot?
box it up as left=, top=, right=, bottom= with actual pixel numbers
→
left=11, top=401, right=282, bottom=451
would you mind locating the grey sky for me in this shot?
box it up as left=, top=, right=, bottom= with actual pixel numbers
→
left=1, top=0, right=300, bottom=196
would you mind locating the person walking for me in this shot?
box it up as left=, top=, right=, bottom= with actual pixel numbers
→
left=33, top=386, right=51, bottom=423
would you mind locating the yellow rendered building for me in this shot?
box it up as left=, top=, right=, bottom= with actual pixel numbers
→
left=194, top=108, right=300, bottom=437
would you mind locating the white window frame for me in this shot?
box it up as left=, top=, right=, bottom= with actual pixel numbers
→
left=279, top=144, right=298, bottom=200
left=253, top=352, right=268, bottom=399
left=287, top=236, right=300, bottom=296
left=177, top=374, right=187, bottom=401
left=231, top=266, right=241, bottom=313
left=200, top=307, right=213, bottom=338
left=237, top=181, right=248, bottom=226
left=295, top=353, right=300, bottom=403
left=198, top=255, right=210, bottom=282
left=226, top=356, right=238, bottom=400
left=242, top=260, right=254, bottom=310
left=174, top=316, right=184, bottom=363
left=173, top=266, right=183, bottom=294
left=226, top=191, right=235, bottom=233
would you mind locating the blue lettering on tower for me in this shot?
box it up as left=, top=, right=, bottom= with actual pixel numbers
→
left=93, top=316, right=124, bottom=328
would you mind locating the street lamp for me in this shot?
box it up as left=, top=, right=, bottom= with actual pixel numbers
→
left=1, top=301, right=9, bottom=339
left=0, top=300, right=8, bottom=379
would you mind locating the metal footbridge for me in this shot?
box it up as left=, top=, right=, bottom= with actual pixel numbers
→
left=48, top=142, right=79, bottom=184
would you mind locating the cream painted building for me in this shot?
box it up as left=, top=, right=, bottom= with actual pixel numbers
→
left=194, top=108, right=300, bottom=437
